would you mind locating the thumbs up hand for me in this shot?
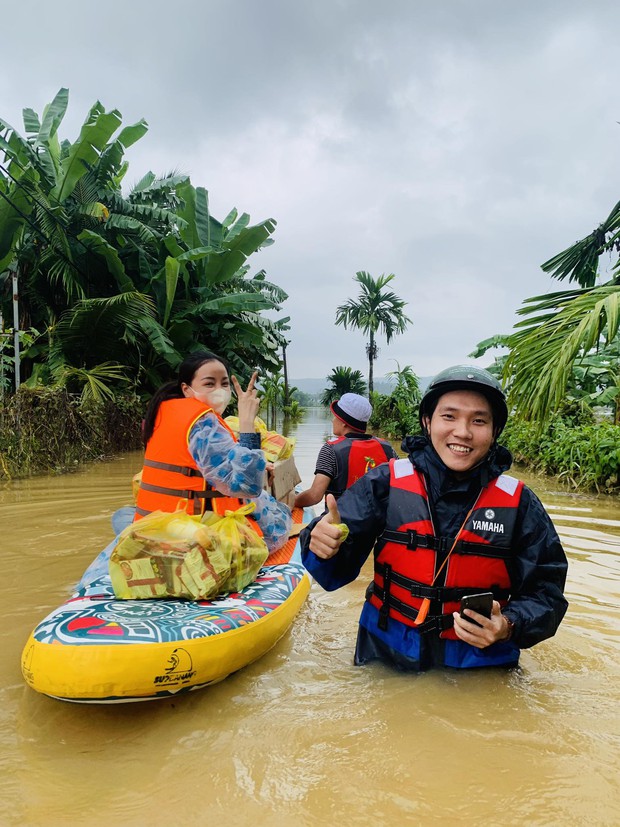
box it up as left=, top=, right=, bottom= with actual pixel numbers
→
left=326, top=493, right=341, bottom=524
left=309, top=494, right=349, bottom=559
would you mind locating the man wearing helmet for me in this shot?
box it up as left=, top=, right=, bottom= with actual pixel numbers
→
left=300, top=366, right=568, bottom=671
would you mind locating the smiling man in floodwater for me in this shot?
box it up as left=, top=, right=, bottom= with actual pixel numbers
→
left=300, top=365, right=568, bottom=672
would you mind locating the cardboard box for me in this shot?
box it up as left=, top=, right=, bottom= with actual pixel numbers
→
left=269, top=455, right=301, bottom=504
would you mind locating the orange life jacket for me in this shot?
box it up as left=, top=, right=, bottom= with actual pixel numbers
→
left=134, top=397, right=247, bottom=520
left=369, top=458, right=521, bottom=639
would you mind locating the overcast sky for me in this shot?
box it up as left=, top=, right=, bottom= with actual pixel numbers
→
left=2, top=1, right=619, bottom=381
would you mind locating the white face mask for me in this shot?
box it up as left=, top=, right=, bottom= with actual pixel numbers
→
left=198, top=387, right=232, bottom=415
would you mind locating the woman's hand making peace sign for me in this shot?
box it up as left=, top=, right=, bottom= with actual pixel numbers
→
left=232, top=371, right=260, bottom=432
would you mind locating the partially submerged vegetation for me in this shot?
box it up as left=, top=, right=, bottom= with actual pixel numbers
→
left=502, top=406, right=620, bottom=493
left=0, top=388, right=142, bottom=479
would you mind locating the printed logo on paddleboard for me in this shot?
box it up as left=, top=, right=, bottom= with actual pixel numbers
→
left=153, top=647, right=196, bottom=686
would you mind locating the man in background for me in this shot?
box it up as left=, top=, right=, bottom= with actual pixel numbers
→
left=294, top=393, right=398, bottom=508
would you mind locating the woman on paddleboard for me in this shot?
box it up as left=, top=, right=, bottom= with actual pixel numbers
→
left=135, top=350, right=291, bottom=551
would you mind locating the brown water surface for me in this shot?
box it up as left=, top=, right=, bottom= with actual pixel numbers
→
left=2, top=407, right=619, bottom=826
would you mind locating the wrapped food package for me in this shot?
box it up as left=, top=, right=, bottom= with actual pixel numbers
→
left=110, top=509, right=230, bottom=600
left=109, top=503, right=268, bottom=600
left=200, top=503, right=269, bottom=593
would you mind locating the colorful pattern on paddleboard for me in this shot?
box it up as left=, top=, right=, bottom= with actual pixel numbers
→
left=32, top=562, right=306, bottom=646
left=21, top=507, right=312, bottom=703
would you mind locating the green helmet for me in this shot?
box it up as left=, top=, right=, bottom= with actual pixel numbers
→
left=419, top=365, right=508, bottom=435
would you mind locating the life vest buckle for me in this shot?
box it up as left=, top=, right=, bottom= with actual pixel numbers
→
left=437, top=536, right=451, bottom=555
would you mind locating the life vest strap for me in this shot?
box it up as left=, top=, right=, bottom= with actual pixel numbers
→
left=143, top=458, right=203, bottom=477
left=369, top=582, right=454, bottom=633
left=380, top=528, right=513, bottom=559
left=138, top=481, right=224, bottom=500
left=373, top=571, right=510, bottom=604
left=378, top=563, right=392, bottom=631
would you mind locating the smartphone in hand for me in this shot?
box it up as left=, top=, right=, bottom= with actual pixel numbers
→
left=460, top=592, right=494, bottom=627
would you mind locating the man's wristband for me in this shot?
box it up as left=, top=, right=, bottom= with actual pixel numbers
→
left=501, top=614, right=515, bottom=641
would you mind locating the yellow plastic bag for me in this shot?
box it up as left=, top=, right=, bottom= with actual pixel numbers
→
left=261, top=431, right=295, bottom=461
left=109, top=508, right=231, bottom=600
left=225, top=416, right=296, bottom=462
left=225, top=415, right=267, bottom=435
left=200, top=502, right=269, bottom=593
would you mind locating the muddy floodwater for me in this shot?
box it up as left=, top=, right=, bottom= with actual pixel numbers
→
left=2, top=407, right=619, bottom=826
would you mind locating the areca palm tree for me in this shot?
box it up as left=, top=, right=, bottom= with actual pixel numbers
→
left=335, top=271, right=411, bottom=393
left=505, top=198, right=620, bottom=424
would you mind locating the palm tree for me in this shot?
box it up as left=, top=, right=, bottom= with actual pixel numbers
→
left=259, top=371, right=286, bottom=430
left=505, top=198, right=620, bottom=424
left=320, top=366, right=366, bottom=405
left=335, top=271, right=411, bottom=393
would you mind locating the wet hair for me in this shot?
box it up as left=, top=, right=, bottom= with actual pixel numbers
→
left=142, top=351, right=229, bottom=446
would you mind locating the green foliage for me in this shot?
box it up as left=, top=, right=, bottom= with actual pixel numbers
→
left=1, top=326, right=42, bottom=395
left=259, top=371, right=286, bottom=430
left=282, top=399, right=304, bottom=421
left=50, top=362, right=132, bottom=403
left=506, top=285, right=620, bottom=422
left=541, top=199, right=620, bottom=288
left=501, top=184, right=620, bottom=425
left=0, top=88, right=289, bottom=418
left=368, top=362, right=421, bottom=439
left=290, top=388, right=316, bottom=407
left=320, top=366, right=367, bottom=405
left=502, top=405, right=620, bottom=492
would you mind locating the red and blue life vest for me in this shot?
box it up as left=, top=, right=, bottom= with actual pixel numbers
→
left=368, top=458, right=522, bottom=640
left=327, top=435, right=394, bottom=498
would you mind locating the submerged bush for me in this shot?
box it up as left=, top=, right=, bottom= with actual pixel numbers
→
left=369, top=390, right=421, bottom=441
left=0, top=387, right=143, bottom=479
left=502, top=414, right=620, bottom=493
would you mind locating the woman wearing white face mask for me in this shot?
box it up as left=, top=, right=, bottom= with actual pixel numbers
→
left=134, top=351, right=291, bottom=552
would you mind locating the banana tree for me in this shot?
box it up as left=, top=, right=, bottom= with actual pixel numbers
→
left=0, top=89, right=291, bottom=396
left=154, top=180, right=287, bottom=380
left=0, top=89, right=166, bottom=384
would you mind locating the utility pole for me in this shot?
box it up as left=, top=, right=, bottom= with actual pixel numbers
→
left=282, top=343, right=289, bottom=409
left=12, top=265, right=20, bottom=391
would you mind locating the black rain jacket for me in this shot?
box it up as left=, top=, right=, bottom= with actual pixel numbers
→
left=300, top=435, right=568, bottom=656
